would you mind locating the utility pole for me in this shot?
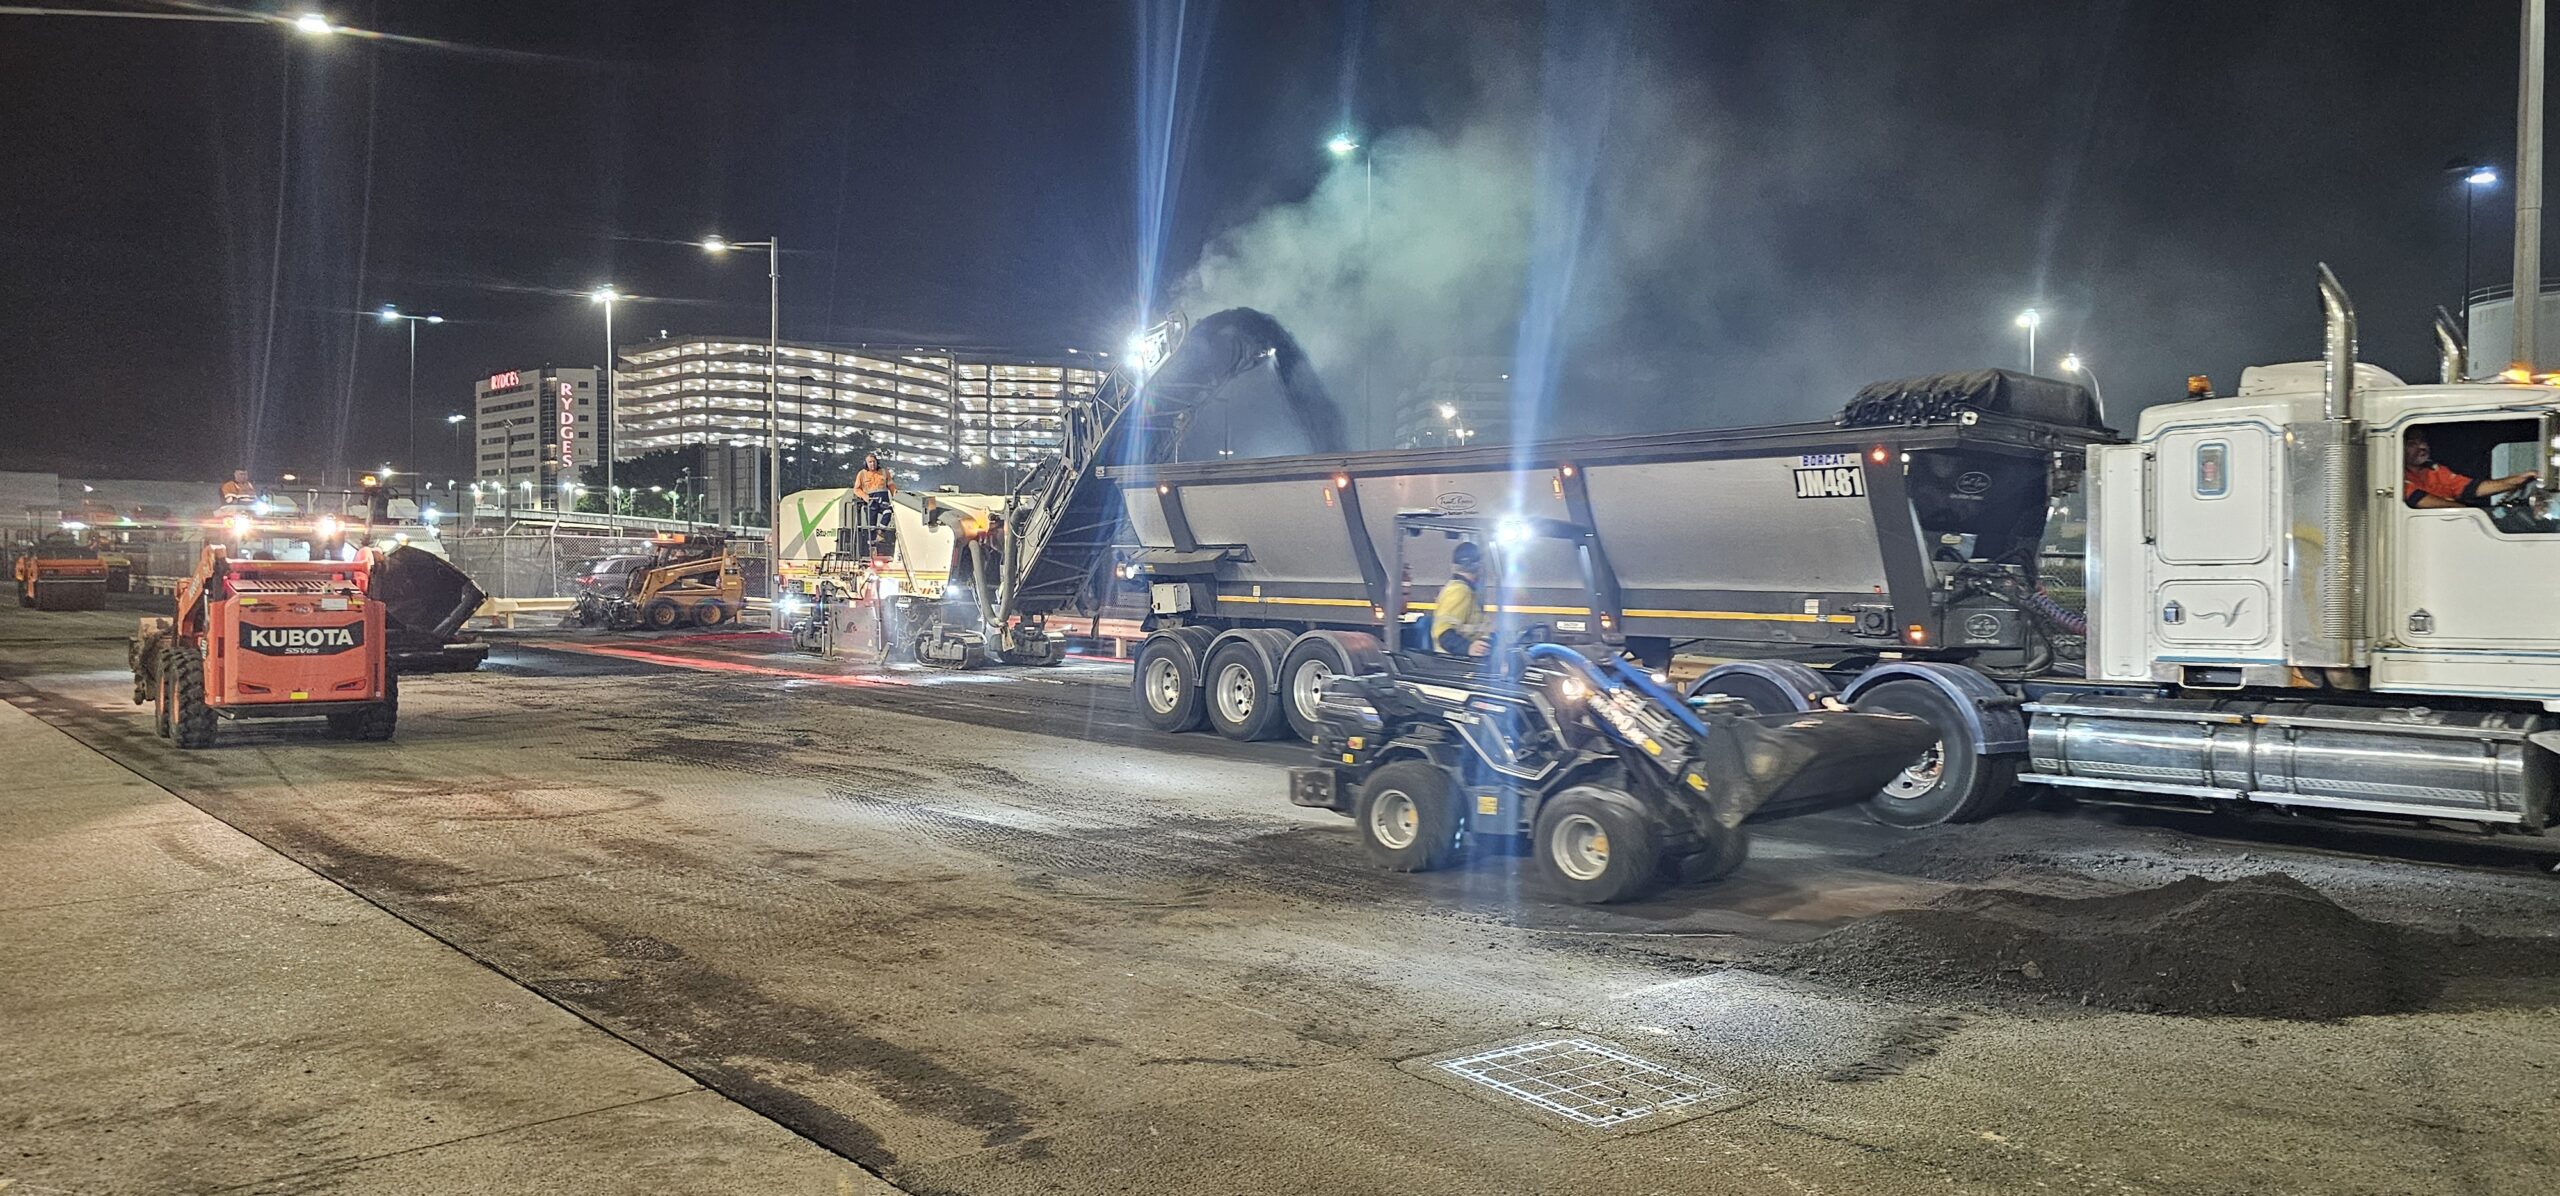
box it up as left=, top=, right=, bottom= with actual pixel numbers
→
left=2517, top=0, right=2547, bottom=371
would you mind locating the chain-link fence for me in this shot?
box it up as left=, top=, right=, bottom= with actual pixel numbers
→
left=445, top=530, right=772, bottom=600
left=446, top=531, right=655, bottom=600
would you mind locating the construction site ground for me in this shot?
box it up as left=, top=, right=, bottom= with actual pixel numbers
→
left=5, top=593, right=2559, bottom=1195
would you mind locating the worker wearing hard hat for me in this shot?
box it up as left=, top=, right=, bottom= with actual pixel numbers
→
left=1433, top=541, right=1492, bottom=657
left=219, top=470, right=257, bottom=505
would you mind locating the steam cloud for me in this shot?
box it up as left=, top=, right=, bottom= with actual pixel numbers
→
left=1168, top=4, right=2308, bottom=453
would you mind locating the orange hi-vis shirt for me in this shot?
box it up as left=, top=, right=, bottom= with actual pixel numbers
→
left=852, top=468, right=895, bottom=498
left=2403, top=463, right=2477, bottom=507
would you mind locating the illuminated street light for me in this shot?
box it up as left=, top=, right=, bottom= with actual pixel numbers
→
left=590, top=287, right=621, bottom=523
left=2013, top=308, right=2041, bottom=373
left=701, top=235, right=782, bottom=571
left=1328, top=131, right=1377, bottom=443
left=2060, top=353, right=2109, bottom=427
left=378, top=305, right=445, bottom=471
left=1437, top=403, right=1457, bottom=420
left=293, top=12, right=333, bottom=35
left=2449, top=160, right=2502, bottom=340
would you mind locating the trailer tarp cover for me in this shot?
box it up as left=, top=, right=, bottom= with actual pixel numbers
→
left=1840, top=369, right=2105, bottom=432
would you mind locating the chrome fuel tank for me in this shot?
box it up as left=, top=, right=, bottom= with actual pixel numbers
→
left=2024, top=693, right=2553, bottom=825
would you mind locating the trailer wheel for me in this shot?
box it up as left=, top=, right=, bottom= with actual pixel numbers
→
left=1533, top=786, right=1669, bottom=904
left=327, top=672, right=399, bottom=742
left=643, top=600, right=683, bottom=631
left=1850, top=679, right=2017, bottom=827
left=1355, top=759, right=1466, bottom=872
left=169, top=646, right=217, bottom=750
left=1675, top=824, right=1750, bottom=884
left=1279, top=637, right=1351, bottom=741
left=1133, top=635, right=1207, bottom=732
left=1204, top=640, right=1289, bottom=741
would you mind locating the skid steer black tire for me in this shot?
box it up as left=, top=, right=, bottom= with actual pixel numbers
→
left=694, top=601, right=730, bottom=629
left=154, top=649, right=175, bottom=740
left=1354, top=759, right=1467, bottom=872
left=1675, top=824, right=1751, bottom=885
left=644, top=600, right=683, bottom=631
left=1532, top=786, right=1670, bottom=904
left=326, top=672, right=399, bottom=742
left=169, top=647, right=217, bottom=749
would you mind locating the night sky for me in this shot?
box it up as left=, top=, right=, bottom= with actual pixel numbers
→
left=0, top=0, right=2539, bottom=480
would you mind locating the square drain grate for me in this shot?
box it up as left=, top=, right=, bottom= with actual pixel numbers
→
left=1435, top=1038, right=1729, bottom=1129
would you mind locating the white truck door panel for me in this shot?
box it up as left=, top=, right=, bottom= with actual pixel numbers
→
left=2154, top=428, right=2272, bottom=565
left=2389, top=509, right=2560, bottom=647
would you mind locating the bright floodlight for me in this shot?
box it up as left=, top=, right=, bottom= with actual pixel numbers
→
left=2014, top=308, right=2041, bottom=330
left=2469, top=167, right=2500, bottom=187
left=701, top=236, right=731, bottom=253
left=2060, top=353, right=2085, bottom=374
left=425, top=315, right=444, bottom=324
left=1327, top=135, right=1359, bottom=157
left=293, top=12, right=333, bottom=35
left=589, top=286, right=618, bottom=304
left=378, top=305, right=399, bottom=322
left=1437, top=403, right=1457, bottom=420
left=445, top=413, right=466, bottom=424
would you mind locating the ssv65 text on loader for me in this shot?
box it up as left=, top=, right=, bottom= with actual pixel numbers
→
left=129, top=543, right=397, bottom=748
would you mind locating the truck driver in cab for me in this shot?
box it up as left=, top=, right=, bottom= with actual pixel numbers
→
left=2404, top=428, right=2538, bottom=509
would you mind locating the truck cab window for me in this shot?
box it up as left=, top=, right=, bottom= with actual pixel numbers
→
left=2401, top=418, right=2555, bottom=533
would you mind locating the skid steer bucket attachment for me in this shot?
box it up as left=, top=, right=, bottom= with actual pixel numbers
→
left=373, top=547, right=485, bottom=641
left=1684, top=709, right=1943, bottom=825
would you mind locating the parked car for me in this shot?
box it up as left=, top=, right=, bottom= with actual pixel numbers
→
left=568, top=554, right=648, bottom=595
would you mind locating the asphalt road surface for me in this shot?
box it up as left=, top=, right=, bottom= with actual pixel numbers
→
left=7, top=595, right=2560, bottom=1194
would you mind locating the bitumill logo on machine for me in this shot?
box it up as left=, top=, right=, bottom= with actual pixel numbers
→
left=242, top=623, right=365, bottom=656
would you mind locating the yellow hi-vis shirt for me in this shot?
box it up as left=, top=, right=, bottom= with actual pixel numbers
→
left=1433, top=577, right=1487, bottom=649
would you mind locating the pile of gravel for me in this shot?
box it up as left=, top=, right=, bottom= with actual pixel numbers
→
left=1753, top=873, right=2435, bottom=1019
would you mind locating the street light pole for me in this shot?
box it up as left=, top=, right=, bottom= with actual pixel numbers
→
left=1328, top=134, right=1374, bottom=445
left=702, top=235, right=782, bottom=608
left=377, top=305, right=442, bottom=471
left=589, top=288, right=619, bottom=525
left=2013, top=308, right=2041, bottom=374
left=2060, top=353, right=2108, bottom=428
left=2449, top=162, right=2501, bottom=345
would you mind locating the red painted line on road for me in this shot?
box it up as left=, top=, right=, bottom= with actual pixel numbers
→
left=525, top=639, right=901, bottom=686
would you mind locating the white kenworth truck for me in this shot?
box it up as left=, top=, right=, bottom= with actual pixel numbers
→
left=1108, top=269, right=2560, bottom=836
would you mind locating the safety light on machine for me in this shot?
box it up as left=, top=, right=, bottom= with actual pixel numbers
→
left=1495, top=516, right=1532, bottom=547
left=316, top=514, right=341, bottom=540
left=1905, top=623, right=1929, bottom=644
left=226, top=513, right=254, bottom=540
left=1868, top=445, right=1889, bottom=464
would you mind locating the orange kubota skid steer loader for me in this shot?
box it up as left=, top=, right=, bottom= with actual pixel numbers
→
left=130, top=544, right=396, bottom=748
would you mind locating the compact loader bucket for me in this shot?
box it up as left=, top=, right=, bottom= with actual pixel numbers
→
left=373, top=547, right=485, bottom=641
left=1684, top=709, right=1944, bottom=825
left=372, top=547, right=489, bottom=672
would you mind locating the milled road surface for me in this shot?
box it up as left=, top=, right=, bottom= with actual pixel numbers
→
left=7, top=595, right=2560, bottom=1194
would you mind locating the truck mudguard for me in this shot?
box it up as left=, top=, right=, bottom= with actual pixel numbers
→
left=1688, top=660, right=1837, bottom=712
left=1837, top=661, right=2028, bottom=756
